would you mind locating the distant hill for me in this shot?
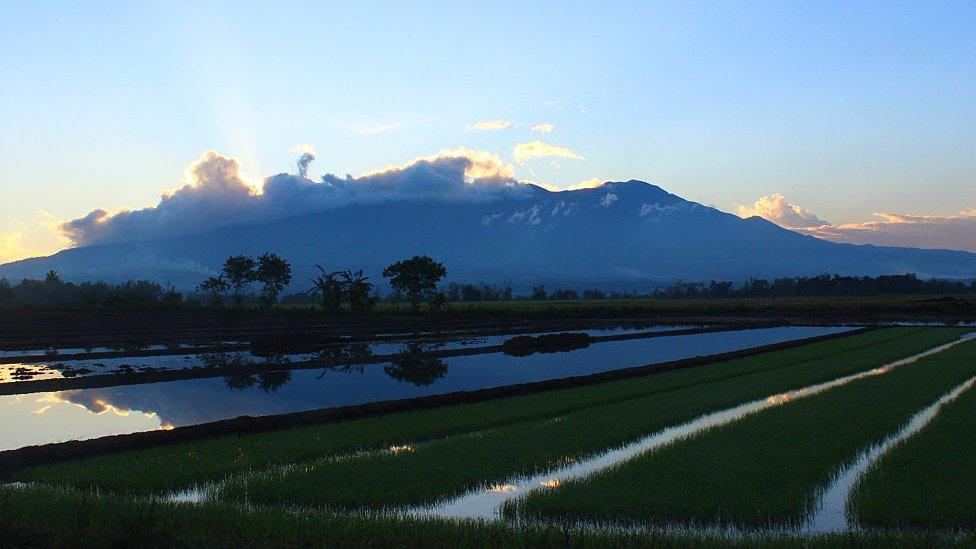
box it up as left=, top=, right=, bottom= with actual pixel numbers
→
left=2, top=181, right=975, bottom=291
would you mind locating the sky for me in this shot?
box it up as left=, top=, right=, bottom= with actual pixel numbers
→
left=1, top=1, right=975, bottom=262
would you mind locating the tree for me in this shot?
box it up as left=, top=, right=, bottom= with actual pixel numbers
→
left=198, top=276, right=230, bottom=306
left=341, top=269, right=375, bottom=313
left=309, top=265, right=343, bottom=312
left=531, top=285, right=547, bottom=301
left=255, top=253, right=292, bottom=307
left=222, top=255, right=256, bottom=306
left=429, top=292, right=449, bottom=312
left=0, top=278, right=11, bottom=305
left=382, top=255, right=446, bottom=310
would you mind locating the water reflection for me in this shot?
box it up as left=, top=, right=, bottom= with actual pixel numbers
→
left=0, top=325, right=691, bottom=382
left=222, top=370, right=293, bottom=393
left=318, top=342, right=374, bottom=365
left=0, top=326, right=853, bottom=450
left=383, top=344, right=449, bottom=386
left=0, top=392, right=168, bottom=450
left=806, top=369, right=976, bottom=533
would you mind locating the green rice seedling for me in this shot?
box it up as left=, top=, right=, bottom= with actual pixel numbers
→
left=849, top=379, right=976, bottom=530
left=23, top=328, right=938, bottom=495
left=0, top=484, right=972, bottom=548
left=508, top=338, right=976, bottom=529
left=213, top=329, right=964, bottom=509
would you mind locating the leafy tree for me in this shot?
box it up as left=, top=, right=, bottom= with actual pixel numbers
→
left=382, top=255, right=446, bottom=310
left=531, top=285, right=547, bottom=301
left=429, top=292, right=449, bottom=311
left=582, top=288, right=606, bottom=300
left=222, top=255, right=256, bottom=306
left=255, top=253, right=292, bottom=306
left=551, top=288, right=579, bottom=300
left=309, top=265, right=343, bottom=312
left=341, top=269, right=375, bottom=313
left=162, top=287, right=184, bottom=306
left=198, top=276, right=230, bottom=306
left=0, top=278, right=11, bottom=305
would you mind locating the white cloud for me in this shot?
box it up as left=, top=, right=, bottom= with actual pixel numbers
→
left=639, top=203, right=677, bottom=218
left=523, top=176, right=605, bottom=192
left=599, top=192, right=619, bottom=208
left=467, top=119, right=513, bottom=131
left=735, top=193, right=829, bottom=228
left=531, top=123, right=554, bottom=133
left=566, top=177, right=604, bottom=190
left=512, top=141, right=584, bottom=164
left=737, top=193, right=976, bottom=252
left=59, top=148, right=527, bottom=247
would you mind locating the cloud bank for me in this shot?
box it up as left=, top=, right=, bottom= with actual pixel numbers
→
left=61, top=147, right=525, bottom=247
left=735, top=193, right=828, bottom=228
left=738, top=193, right=976, bottom=252
left=800, top=211, right=976, bottom=252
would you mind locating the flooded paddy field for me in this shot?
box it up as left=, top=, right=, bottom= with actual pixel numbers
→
left=0, top=324, right=693, bottom=383
left=4, top=326, right=976, bottom=546
left=0, top=326, right=846, bottom=449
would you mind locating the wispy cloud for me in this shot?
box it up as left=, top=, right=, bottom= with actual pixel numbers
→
left=736, top=193, right=976, bottom=252
left=799, top=211, right=976, bottom=252
left=512, top=141, right=584, bottom=164
left=0, top=230, right=25, bottom=264
left=468, top=119, right=513, bottom=131
left=340, top=121, right=409, bottom=135
left=0, top=213, right=71, bottom=265
left=531, top=123, right=554, bottom=133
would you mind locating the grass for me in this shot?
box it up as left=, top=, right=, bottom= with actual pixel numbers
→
left=507, top=337, right=976, bottom=528
left=211, top=329, right=964, bottom=510
left=371, top=294, right=976, bottom=318
left=17, top=328, right=945, bottom=495
left=0, top=485, right=972, bottom=548
left=849, top=377, right=976, bottom=530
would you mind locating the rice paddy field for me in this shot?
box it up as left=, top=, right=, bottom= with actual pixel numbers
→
left=4, top=326, right=976, bottom=547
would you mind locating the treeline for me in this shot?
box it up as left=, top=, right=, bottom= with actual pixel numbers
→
left=651, top=274, right=976, bottom=299
left=2, top=265, right=973, bottom=310
left=0, top=271, right=183, bottom=308
left=441, top=274, right=975, bottom=302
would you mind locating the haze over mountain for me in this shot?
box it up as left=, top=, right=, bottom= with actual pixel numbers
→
left=2, top=179, right=974, bottom=292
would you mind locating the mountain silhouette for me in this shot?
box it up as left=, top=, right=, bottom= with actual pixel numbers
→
left=2, top=181, right=974, bottom=290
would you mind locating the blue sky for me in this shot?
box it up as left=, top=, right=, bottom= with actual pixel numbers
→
left=1, top=1, right=975, bottom=260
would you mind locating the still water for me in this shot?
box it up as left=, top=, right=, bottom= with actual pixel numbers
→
left=0, top=326, right=851, bottom=451
left=0, top=325, right=692, bottom=382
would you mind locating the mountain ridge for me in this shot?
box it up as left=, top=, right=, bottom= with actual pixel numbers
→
left=2, top=180, right=974, bottom=291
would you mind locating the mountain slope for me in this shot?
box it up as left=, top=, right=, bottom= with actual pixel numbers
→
left=2, top=181, right=974, bottom=290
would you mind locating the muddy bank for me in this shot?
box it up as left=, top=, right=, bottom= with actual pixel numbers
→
left=0, top=327, right=870, bottom=475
